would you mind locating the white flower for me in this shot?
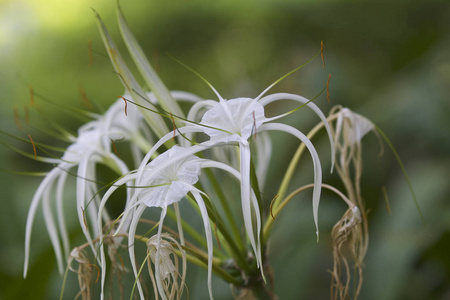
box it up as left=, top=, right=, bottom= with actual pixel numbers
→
left=23, top=95, right=146, bottom=277
left=138, top=85, right=336, bottom=275
left=98, top=145, right=252, bottom=300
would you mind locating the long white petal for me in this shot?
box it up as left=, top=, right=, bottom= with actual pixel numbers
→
left=97, top=173, right=138, bottom=237
left=56, top=171, right=70, bottom=259
left=76, top=155, right=97, bottom=255
left=259, top=93, right=335, bottom=172
left=127, top=204, right=147, bottom=300
left=24, top=167, right=62, bottom=277
left=191, top=191, right=214, bottom=300
left=260, top=123, right=323, bottom=238
left=239, top=142, right=259, bottom=267
left=42, top=181, right=64, bottom=274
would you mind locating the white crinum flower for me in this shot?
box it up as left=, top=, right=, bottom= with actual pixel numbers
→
left=139, top=84, right=336, bottom=275
left=98, top=145, right=247, bottom=300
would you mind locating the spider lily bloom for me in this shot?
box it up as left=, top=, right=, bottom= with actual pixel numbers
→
left=148, top=84, right=336, bottom=273
left=98, top=145, right=252, bottom=300
left=23, top=95, right=150, bottom=277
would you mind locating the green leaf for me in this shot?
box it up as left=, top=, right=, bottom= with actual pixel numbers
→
left=92, top=9, right=170, bottom=139
left=117, top=4, right=184, bottom=119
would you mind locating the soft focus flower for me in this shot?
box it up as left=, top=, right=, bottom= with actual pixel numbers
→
left=23, top=95, right=146, bottom=277
left=98, top=145, right=249, bottom=300
left=137, top=84, right=336, bottom=274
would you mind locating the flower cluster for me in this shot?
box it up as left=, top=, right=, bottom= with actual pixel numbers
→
left=17, top=6, right=417, bottom=300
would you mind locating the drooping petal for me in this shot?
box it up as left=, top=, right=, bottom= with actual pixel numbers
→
left=56, top=171, right=70, bottom=259
left=42, top=181, right=64, bottom=274
left=126, top=204, right=147, bottom=300
left=191, top=191, right=214, bottom=300
left=76, top=155, right=97, bottom=256
left=24, top=167, right=62, bottom=277
left=259, top=93, right=335, bottom=172
left=260, top=123, right=323, bottom=238
left=239, top=142, right=260, bottom=268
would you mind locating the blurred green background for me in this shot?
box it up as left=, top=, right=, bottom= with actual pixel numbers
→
left=1, top=0, right=449, bottom=299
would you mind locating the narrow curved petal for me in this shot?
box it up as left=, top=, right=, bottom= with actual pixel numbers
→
left=259, top=93, right=335, bottom=172
left=260, top=123, right=323, bottom=238
left=76, top=155, right=97, bottom=255
left=56, top=171, right=70, bottom=259
left=239, top=142, right=260, bottom=267
left=127, top=204, right=147, bottom=300
left=191, top=191, right=214, bottom=300
left=42, top=182, right=64, bottom=274
left=24, top=167, right=62, bottom=277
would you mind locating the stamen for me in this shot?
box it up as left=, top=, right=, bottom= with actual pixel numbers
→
left=119, top=96, right=128, bottom=116
left=79, top=87, right=92, bottom=108
left=28, top=134, right=37, bottom=159
left=321, top=40, right=325, bottom=68
left=13, top=106, right=22, bottom=130
left=111, top=138, right=120, bottom=158
left=269, top=195, right=279, bottom=220
left=29, top=86, right=35, bottom=107
left=88, top=40, right=93, bottom=66
left=81, top=207, right=88, bottom=230
left=327, top=74, right=331, bottom=103
left=170, top=113, right=176, bottom=140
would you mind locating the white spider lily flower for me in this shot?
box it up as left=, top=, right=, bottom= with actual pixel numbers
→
left=98, top=145, right=251, bottom=300
left=23, top=95, right=150, bottom=277
left=149, top=86, right=336, bottom=273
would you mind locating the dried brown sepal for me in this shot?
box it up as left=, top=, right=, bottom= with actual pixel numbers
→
left=147, top=233, right=187, bottom=300
left=330, top=206, right=364, bottom=300
left=68, top=247, right=96, bottom=300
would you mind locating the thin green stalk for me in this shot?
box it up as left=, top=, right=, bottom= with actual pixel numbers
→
left=203, top=167, right=243, bottom=251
